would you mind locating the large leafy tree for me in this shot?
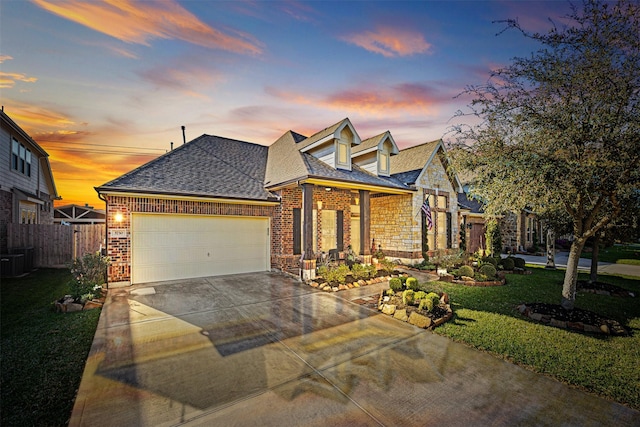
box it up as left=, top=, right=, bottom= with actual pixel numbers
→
left=450, top=0, right=640, bottom=310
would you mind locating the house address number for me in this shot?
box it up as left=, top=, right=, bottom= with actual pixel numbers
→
left=109, top=229, right=128, bottom=238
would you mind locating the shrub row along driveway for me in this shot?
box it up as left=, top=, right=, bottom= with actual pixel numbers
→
left=70, top=272, right=638, bottom=426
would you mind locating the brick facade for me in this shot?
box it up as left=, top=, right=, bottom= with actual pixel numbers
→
left=105, top=195, right=277, bottom=283
left=274, top=186, right=352, bottom=273
left=0, top=190, right=12, bottom=252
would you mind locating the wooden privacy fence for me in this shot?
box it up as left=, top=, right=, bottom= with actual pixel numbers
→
left=6, top=223, right=105, bottom=268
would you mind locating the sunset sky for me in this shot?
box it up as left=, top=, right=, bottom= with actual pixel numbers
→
left=0, top=0, right=573, bottom=208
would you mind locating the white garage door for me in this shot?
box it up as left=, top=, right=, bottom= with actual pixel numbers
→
left=131, top=213, right=270, bottom=284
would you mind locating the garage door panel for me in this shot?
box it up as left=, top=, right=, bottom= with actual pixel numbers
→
left=131, top=214, right=269, bottom=284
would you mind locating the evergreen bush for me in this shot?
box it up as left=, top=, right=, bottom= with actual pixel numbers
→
left=458, top=265, right=474, bottom=277
left=479, top=264, right=497, bottom=279
left=389, top=278, right=403, bottom=292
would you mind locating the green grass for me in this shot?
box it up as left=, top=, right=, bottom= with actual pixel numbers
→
left=1, top=269, right=101, bottom=427
left=422, top=267, right=640, bottom=410
left=581, top=243, right=640, bottom=265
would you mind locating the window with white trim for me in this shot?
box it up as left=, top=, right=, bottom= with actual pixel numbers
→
left=12, top=138, right=32, bottom=177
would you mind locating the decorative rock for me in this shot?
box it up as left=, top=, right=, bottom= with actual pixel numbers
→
left=461, top=275, right=474, bottom=281
left=338, top=284, right=348, bottom=291
left=310, top=282, right=319, bottom=288
left=83, top=300, right=102, bottom=311
left=408, top=312, right=432, bottom=329
left=358, top=280, right=366, bottom=286
left=65, top=302, right=83, bottom=312
left=440, top=293, right=450, bottom=304
left=381, top=304, right=397, bottom=315
left=332, top=287, right=339, bottom=292
left=393, top=309, right=409, bottom=322
left=600, top=324, right=610, bottom=334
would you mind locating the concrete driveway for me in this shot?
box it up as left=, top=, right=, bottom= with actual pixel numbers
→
left=70, top=272, right=639, bottom=426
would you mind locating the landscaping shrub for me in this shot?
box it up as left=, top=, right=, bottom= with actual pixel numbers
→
left=400, top=276, right=408, bottom=284
left=458, top=265, right=474, bottom=278
left=379, top=258, right=396, bottom=275
left=351, top=263, right=369, bottom=280
left=389, top=278, right=403, bottom=292
left=366, top=264, right=378, bottom=278
left=402, top=289, right=415, bottom=305
left=513, top=257, right=526, bottom=269
left=427, top=292, right=440, bottom=306
left=406, top=277, right=420, bottom=291
left=321, top=264, right=351, bottom=284
left=419, top=293, right=440, bottom=312
left=385, top=288, right=395, bottom=296
left=419, top=298, right=432, bottom=311
left=481, top=256, right=498, bottom=267
left=474, top=273, right=488, bottom=281
left=414, top=291, right=427, bottom=301
left=68, top=252, right=109, bottom=300
left=502, top=257, right=515, bottom=270
left=479, top=264, right=497, bottom=279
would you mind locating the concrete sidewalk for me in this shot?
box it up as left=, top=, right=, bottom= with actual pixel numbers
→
left=70, top=272, right=639, bottom=426
left=517, top=252, right=640, bottom=278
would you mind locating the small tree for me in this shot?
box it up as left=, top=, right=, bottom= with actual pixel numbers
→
left=451, top=0, right=640, bottom=310
left=485, top=219, right=502, bottom=257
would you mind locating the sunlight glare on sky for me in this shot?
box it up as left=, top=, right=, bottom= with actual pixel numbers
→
left=0, top=0, right=573, bottom=207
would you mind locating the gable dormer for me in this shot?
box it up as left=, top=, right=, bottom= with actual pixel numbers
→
left=352, top=131, right=399, bottom=177
left=298, top=118, right=360, bottom=171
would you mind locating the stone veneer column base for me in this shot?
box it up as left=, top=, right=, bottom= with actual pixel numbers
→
left=301, top=259, right=316, bottom=281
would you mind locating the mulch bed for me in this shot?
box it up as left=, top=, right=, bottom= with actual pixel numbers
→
left=517, top=302, right=628, bottom=336
left=576, top=280, right=636, bottom=297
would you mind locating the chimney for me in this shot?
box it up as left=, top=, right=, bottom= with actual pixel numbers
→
left=181, top=125, right=186, bottom=145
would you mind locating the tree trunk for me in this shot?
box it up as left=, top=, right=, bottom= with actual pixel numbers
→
left=589, top=233, right=600, bottom=283
left=545, top=228, right=556, bottom=269
left=561, top=238, right=586, bottom=310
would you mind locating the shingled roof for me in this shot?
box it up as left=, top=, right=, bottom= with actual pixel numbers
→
left=264, top=128, right=409, bottom=191
left=389, top=140, right=441, bottom=175
left=96, top=135, right=277, bottom=201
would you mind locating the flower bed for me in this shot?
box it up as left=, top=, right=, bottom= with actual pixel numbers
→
left=377, top=291, right=452, bottom=329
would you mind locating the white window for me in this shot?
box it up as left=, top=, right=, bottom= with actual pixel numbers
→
left=338, top=142, right=348, bottom=165
left=379, top=152, right=389, bottom=174
left=12, top=139, right=32, bottom=177
left=321, top=210, right=337, bottom=252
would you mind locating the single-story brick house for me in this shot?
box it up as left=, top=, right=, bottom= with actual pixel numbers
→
left=96, top=118, right=463, bottom=285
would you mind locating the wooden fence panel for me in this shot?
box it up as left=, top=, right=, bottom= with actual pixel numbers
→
left=7, top=223, right=105, bottom=268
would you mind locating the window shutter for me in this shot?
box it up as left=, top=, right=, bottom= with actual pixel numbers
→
left=293, top=208, right=301, bottom=255
left=337, top=210, right=344, bottom=251
left=446, top=212, right=452, bottom=249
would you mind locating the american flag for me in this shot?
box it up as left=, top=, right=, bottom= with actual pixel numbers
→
left=421, top=198, right=433, bottom=230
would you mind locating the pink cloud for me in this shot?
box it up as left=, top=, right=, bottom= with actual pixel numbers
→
left=32, top=0, right=263, bottom=55
left=266, top=82, right=449, bottom=115
left=342, top=26, right=431, bottom=57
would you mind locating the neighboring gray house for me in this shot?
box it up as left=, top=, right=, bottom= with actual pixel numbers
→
left=1, top=109, right=59, bottom=251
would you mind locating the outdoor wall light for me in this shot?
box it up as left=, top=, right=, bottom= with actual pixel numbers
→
left=466, top=222, right=473, bottom=229
left=114, top=212, right=124, bottom=223
left=325, top=187, right=332, bottom=191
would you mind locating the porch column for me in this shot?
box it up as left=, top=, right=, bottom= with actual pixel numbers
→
left=302, top=183, right=315, bottom=259
left=359, top=190, right=370, bottom=256
left=301, top=183, right=316, bottom=280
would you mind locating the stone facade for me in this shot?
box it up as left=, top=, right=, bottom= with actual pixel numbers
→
left=371, top=150, right=460, bottom=263
left=370, top=194, right=420, bottom=260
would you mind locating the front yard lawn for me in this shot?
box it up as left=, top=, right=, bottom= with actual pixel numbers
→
left=1, top=269, right=100, bottom=427
left=426, top=267, right=640, bottom=410
left=581, top=243, right=640, bottom=265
